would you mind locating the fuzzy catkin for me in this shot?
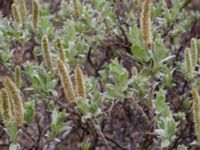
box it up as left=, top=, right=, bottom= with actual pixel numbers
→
left=18, top=0, right=27, bottom=23
left=42, top=35, right=53, bottom=72
left=185, top=48, right=194, bottom=79
left=140, top=0, right=153, bottom=46
left=131, top=67, right=138, bottom=77
left=55, top=37, right=65, bottom=62
left=15, top=65, right=21, bottom=89
left=75, top=65, right=86, bottom=99
left=0, top=89, right=12, bottom=124
left=191, top=87, right=200, bottom=144
left=32, top=0, right=39, bottom=32
left=191, top=38, right=198, bottom=68
left=3, top=78, right=24, bottom=127
left=11, top=3, right=22, bottom=23
left=56, top=58, right=76, bottom=103
left=73, top=0, right=81, bottom=19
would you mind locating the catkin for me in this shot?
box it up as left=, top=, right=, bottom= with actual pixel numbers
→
left=3, top=78, right=24, bottom=127
left=15, top=65, right=21, bottom=89
left=131, top=67, right=138, bottom=77
left=184, top=48, right=194, bottom=79
left=0, top=89, right=12, bottom=124
left=73, top=0, right=81, bottom=19
left=56, top=58, right=76, bottom=102
left=140, top=0, right=153, bottom=46
left=191, top=87, right=200, bottom=144
left=11, top=3, right=22, bottom=24
left=18, top=0, right=27, bottom=23
left=32, top=0, right=39, bottom=32
left=55, top=37, right=65, bottom=62
left=191, top=38, right=198, bottom=68
left=75, top=65, right=86, bottom=99
left=42, top=35, right=53, bottom=72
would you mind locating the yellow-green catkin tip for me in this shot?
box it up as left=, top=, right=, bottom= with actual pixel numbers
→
left=140, top=0, right=153, bottom=47
left=131, top=67, right=138, bottom=77
left=55, top=37, right=65, bottom=62
left=191, top=87, right=200, bottom=144
left=191, top=38, right=198, bottom=68
left=18, top=0, right=27, bottom=23
left=185, top=48, right=194, bottom=79
left=56, top=58, right=76, bottom=103
left=3, top=78, right=24, bottom=127
left=32, top=0, right=39, bottom=32
left=0, top=89, right=12, bottom=124
left=15, top=65, right=21, bottom=89
left=42, top=35, right=53, bottom=72
left=75, top=65, right=86, bottom=99
left=73, top=0, right=81, bottom=19
left=11, top=3, right=22, bottom=24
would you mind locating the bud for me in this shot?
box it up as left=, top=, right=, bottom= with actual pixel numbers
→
left=0, top=89, right=12, bottom=124
left=191, top=38, right=198, bottom=68
left=15, top=65, right=21, bottom=89
left=3, top=78, right=24, bottom=127
left=18, top=0, right=27, bottom=23
left=75, top=65, right=86, bottom=99
left=131, top=67, right=138, bottom=77
left=55, top=37, right=65, bottom=62
left=56, top=59, right=75, bottom=102
left=32, top=0, right=39, bottom=32
left=140, top=0, right=153, bottom=46
left=11, top=3, right=22, bottom=24
left=42, top=35, right=53, bottom=72
left=73, top=0, right=81, bottom=19
left=184, top=48, right=194, bottom=80
left=191, top=87, right=200, bottom=144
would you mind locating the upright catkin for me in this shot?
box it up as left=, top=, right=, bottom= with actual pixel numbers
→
left=56, top=59, right=76, bottom=102
left=55, top=37, right=65, bottom=62
left=11, top=3, right=22, bottom=23
left=131, top=67, right=138, bottom=77
left=3, top=78, right=24, bottom=127
left=73, top=0, right=81, bottom=19
left=140, top=0, right=153, bottom=46
left=191, top=38, right=198, bottom=68
left=191, top=87, right=200, bottom=144
left=0, top=89, right=12, bottom=124
left=42, top=35, right=53, bottom=72
left=18, top=0, right=27, bottom=23
left=184, top=48, right=194, bottom=79
left=75, top=65, right=86, bottom=99
left=32, top=0, right=39, bottom=32
left=15, top=65, right=21, bottom=89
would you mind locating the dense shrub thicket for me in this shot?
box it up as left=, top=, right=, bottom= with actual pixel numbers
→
left=0, top=0, right=200, bottom=150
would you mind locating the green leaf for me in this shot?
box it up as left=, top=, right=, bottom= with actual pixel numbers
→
left=9, top=143, right=18, bottom=150
left=131, top=44, right=150, bottom=62
left=24, top=100, right=36, bottom=124
left=177, top=145, right=187, bottom=150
